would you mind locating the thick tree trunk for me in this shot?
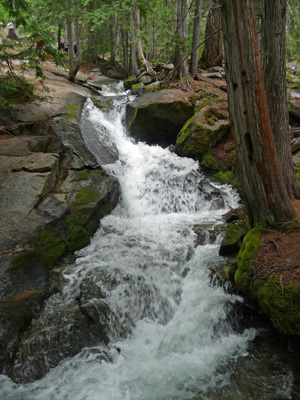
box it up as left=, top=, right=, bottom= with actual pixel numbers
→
left=201, top=0, right=223, bottom=68
left=221, top=0, right=296, bottom=226
left=189, top=0, right=203, bottom=78
left=173, top=0, right=190, bottom=78
left=135, top=6, right=152, bottom=74
left=261, top=0, right=300, bottom=199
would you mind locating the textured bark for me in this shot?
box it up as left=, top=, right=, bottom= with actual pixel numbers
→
left=173, top=0, right=190, bottom=78
left=110, top=14, right=116, bottom=64
left=261, top=0, right=300, bottom=199
left=66, top=0, right=74, bottom=82
left=201, top=0, right=223, bottom=68
left=72, top=0, right=81, bottom=79
left=221, top=0, right=296, bottom=226
left=57, top=24, right=62, bottom=51
left=189, top=0, right=203, bottom=78
left=135, top=6, right=152, bottom=73
left=130, top=7, right=139, bottom=76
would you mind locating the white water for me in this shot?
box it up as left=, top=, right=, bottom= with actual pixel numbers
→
left=0, top=84, right=296, bottom=399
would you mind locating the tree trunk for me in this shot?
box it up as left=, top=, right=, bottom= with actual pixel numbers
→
left=110, top=14, right=116, bottom=64
left=201, top=0, right=223, bottom=68
left=190, top=0, right=203, bottom=78
left=130, top=7, right=139, bottom=76
left=261, top=0, right=300, bottom=199
left=173, top=0, right=190, bottom=78
left=135, top=6, right=152, bottom=74
left=57, top=24, right=62, bottom=51
left=67, top=0, right=74, bottom=82
left=72, top=0, right=81, bottom=79
left=221, top=0, right=296, bottom=226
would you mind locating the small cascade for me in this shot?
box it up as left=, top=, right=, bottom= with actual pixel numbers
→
left=0, top=83, right=297, bottom=400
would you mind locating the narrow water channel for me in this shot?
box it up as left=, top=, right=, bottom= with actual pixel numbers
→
left=0, top=83, right=299, bottom=399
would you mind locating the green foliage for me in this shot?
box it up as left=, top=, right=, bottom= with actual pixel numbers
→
left=0, top=74, right=34, bottom=109
left=286, top=0, right=300, bottom=59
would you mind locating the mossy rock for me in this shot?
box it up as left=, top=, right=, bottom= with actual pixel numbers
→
left=123, top=77, right=134, bottom=90
left=252, top=275, right=300, bottom=336
left=175, top=105, right=230, bottom=159
left=234, top=228, right=261, bottom=294
left=7, top=169, right=119, bottom=277
left=213, top=170, right=238, bottom=186
left=219, top=222, right=248, bottom=256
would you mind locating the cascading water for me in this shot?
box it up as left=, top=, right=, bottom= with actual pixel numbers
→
left=0, top=83, right=298, bottom=399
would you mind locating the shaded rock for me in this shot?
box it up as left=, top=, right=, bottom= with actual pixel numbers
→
left=293, top=150, right=300, bottom=169
left=0, top=89, right=120, bottom=381
left=291, top=137, right=300, bottom=153
left=175, top=105, right=230, bottom=160
left=8, top=297, right=109, bottom=383
left=207, top=66, right=224, bottom=73
left=193, top=223, right=226, bottom=246
left=219, top=221, right=248, bottom=256
left=126, top=89, right=194, bottom=146
left=137, top=75, right=152, bottom=85
left=288, top=89, right=300, bottom=120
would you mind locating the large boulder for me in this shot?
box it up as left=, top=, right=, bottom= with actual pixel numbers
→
left=175, top=105, right=230, bottom=160
left=125, top=89, right=195, bottom=146
left=0, top=90, right=120, bottom=380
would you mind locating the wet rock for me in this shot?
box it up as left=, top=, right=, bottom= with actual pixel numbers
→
left=219, top=221, right=248, bottom=256
left=8, top=298, right=109, bottom=383
left=193, top=223, right=226, bottom=246
left=0, top=89, right=120, bottom=381
left=125, top=89, right=194, bottom=146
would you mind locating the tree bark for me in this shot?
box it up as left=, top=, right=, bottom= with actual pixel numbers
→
left=173, top=0, right=190, bottom=78
left=135, top=6, right=152, bottom=74
left=67, top=0, right=74, bottom=82
left=110, top=14, right=116, bottom=64
left=261, top=0, right=300, bottom=199
left=201, top=0, right=223, bottom=68
left=130, top=7, right=139, bottom=76
left=221, top=0, right=296, bottom=226
left=57, top=24, right=62, bottom=50
left=72, top=0, right=81, bottom=79
left=189, top=0, right=203, bottom=78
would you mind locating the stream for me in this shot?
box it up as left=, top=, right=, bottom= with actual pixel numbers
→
left=0, top=82, right=299, bottom=399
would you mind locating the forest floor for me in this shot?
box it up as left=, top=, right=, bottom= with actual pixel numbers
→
left=254, top=199, right=300, bottom=288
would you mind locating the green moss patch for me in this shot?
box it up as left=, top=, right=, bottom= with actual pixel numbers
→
left=235, top=228, right=261, bottom=294
left=253, top=275, right=300, bottom=336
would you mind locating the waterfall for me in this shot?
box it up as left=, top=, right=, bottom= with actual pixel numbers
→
left=0, top=83, right=296, bottom=400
